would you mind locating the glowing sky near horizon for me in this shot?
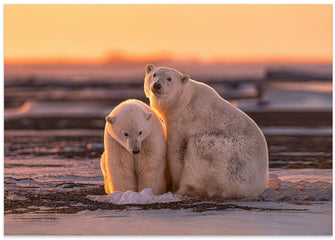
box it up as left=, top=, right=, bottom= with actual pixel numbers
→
left=4, top=4, right=332, bottom=63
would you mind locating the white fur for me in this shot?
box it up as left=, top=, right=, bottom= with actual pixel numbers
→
left=144, top=64, right=268, bottom=199
left=101, top=99, right=167, bottom=195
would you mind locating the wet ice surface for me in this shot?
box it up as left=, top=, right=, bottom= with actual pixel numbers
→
left=90, top=169, right=333, bottom=205
left=5, top=201, right=332, bottom=235
left=4, top=129, right=333, bottom=235
left=4, top=154, right=332, bottom=212
left=4, top=162, right=333, bottom=235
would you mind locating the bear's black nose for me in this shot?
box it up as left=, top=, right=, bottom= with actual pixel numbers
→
left=153, top=82, right=162, bottom=91
left=132, top=150, right=140, bottom=154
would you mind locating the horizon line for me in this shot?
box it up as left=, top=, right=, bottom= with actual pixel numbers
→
left=4, top=56, right=332, bottom=65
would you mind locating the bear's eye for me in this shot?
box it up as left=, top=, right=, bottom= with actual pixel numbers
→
left=153, top=73, right=157, bottom=77
left=167, top=77, right=172, bottom=81
left=124, top=133, right=128, bottom=137
left=139, top=131, right=142, bottom=135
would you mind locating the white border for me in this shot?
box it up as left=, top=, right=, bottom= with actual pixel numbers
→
left=1, top=0, right=335, bottom=4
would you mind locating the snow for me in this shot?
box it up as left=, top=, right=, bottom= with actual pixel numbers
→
left=261, top=170, right=332, bottom=201
left=89, top=169, right=332, bottom=204
left=89, top=188, right=184, bottom=204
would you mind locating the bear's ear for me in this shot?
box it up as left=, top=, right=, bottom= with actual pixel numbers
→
left=106, top=116, right=116, bottom=124
left=144, top=112, right=153, bottom=121
left=145, top=64, right=155, bottom=73
left=181, top=74, right=189, bottom=84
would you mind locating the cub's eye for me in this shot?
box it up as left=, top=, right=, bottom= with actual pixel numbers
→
left=153, top=73, right=157, bottom=77
left=167, top=77, right=172, bottom=81
left=124, top=133, right=128, bottom=137
left=139, top=131, right=142, bottom=135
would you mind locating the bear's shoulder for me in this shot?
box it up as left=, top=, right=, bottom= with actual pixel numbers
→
left=188, top=80, right=226, bottom=105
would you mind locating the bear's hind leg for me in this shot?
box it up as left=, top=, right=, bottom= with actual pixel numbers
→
left=176, top=134, right=236, bottom=198
left=176, top=137, right=214, bottom=198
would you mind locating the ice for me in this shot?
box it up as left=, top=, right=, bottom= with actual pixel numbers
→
left=90, top=188, right=183, bottom=204
left=92, top=185, right=333, bottom=204
left=306, top=188, right=332, bottom=201
left=89, top=169, right=332, bottom=204
left=281, top=187, right=303, bottom=200
left=4, top=202, right=332, bottom=235
left=261, top=188, right=280, bottom=201
left=90, top=170, right=332, bottom=204
left=86, top=142, right=104, bottom=150
left=267, top=178, right=281, bottom=188
left=6, top=195, right=28, bottom=201
left=260, top=170, right=332, bottom=201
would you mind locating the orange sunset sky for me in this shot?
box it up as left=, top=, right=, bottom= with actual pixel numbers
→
left=4, top=4, right=333, bottom=64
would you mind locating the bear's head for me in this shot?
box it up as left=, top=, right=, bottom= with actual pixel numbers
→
left=105, top=102, right=153, bottom=155
left=144, top=64, right=189, bottom=105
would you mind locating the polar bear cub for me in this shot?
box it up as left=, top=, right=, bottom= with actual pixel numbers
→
left=101, top=99, right=167, bottom=195
left=144, top=64, right=268, bottom=199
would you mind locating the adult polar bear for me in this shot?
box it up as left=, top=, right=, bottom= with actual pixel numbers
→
left=144, top=64, right=268, bottom=198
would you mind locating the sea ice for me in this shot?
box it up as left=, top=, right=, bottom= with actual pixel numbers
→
left=89, top=169, right=333, bottom=204
left=6, top=195, right=28, bottom=201
left=281, top=187, right=303, bottom=200
left=261, top=188, right=280, bottom=201
left=306, top=188, right=332, bottom=201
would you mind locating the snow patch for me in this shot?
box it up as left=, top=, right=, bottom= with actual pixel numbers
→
left=90, top=172, right=332, bottom=204
left=261, top=171, right=332, bottom=201
left=89, top=188, right=184, bottom=204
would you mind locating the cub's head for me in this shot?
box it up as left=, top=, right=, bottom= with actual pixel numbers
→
left=144, top=64, right=189, bottom=104
left=105, top=102, right=153, bottom=155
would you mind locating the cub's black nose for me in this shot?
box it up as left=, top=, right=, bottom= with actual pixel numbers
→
left=132, top=150, right=140, bottom=154
left=153, top=82, right=162, bottom=91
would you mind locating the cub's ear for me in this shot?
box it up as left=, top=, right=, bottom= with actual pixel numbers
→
left=145, top=64, right=155, bottom=73
left=105, top=116, right=116, bottom=124
left=144, top=112, right=153, bottom=121
left=181, top=74, right=189, bottom=84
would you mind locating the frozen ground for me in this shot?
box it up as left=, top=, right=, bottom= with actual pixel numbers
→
left=4, top=124, right=332, bottom=235
left=4, top=167, right=332, bottom=235
left=4, top=201, right=332, bottom=235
